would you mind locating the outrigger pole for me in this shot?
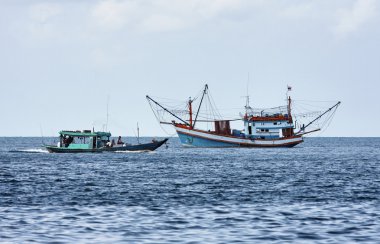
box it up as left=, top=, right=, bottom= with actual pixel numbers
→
left=193, top=84, right=208, bottom=128
left=146, top=95, right=191, bottom=126
left=298, top=101, right=341, bottom=133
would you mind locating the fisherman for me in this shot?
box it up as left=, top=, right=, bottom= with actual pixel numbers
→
left=68, top=136, right=74, bottom=144
left=117, top=136, right=124, bottom=145
left=64, top=136, right=73, bottom=147
left=106, top=140, right=112, bottom=147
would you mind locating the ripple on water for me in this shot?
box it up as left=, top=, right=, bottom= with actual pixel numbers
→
left=0, top=137, right=380, bottom=243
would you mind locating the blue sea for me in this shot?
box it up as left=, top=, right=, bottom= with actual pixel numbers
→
left=1, top=137, right=379, bottom=243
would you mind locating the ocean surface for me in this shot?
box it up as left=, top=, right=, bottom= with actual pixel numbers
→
left=0, top=137, right=379, bottom=243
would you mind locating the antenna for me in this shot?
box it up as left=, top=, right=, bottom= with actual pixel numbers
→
left=286, top=84, right=292, bottom=99
left=244, top=72, right=252, bottom=114
left=247, top=72, right=249, bottom=97
left=105, top=95, right=110, bottom=132
left=137, top=122, right=140, bottom=144
left=39, top=124, right=46, bottom=146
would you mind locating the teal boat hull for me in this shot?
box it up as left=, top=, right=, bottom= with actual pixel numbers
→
left=45, top=146, right=102, bottom=153
left=45, top=139, right=168, bottom=153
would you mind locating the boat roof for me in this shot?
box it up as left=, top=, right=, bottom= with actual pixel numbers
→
left=59, top=130, right=112, bottom=137
left=247, top=116, right=290, bottom=122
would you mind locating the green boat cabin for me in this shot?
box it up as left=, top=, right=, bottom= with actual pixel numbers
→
left=58, top=130, right=111, bottom=149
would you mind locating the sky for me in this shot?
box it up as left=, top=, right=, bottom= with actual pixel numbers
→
left=0, top=0, right=379, bottom=137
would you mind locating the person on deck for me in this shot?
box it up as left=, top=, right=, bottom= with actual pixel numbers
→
left=117, top=136, right=124, bottom=145
left=64, top=136, right=74, bottom=147
left=106, top=140, right=112, bottom=147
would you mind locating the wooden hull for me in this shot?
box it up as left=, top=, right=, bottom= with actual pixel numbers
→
left=45, top=139, right=168, bottom=153
left=175, top=126, right=303, bottom=148
left=102, top=139, right=169, bottom=152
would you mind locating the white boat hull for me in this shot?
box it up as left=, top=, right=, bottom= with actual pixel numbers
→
left=175, top=126, right=303, bottom=148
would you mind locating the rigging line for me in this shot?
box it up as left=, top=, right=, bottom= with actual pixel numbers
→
left=295, top=102, right=332, bottom=110
left=147, top=99, right=164, bottom=123
left=318, top=104, right=337, bottom=128
left=150, top=96, right=187, bottom=103
left=204, top=94, right=209, bottom=130
left=322, top=107, right=338, bottom=133
left=321, top=110, right=332, bottom=127
left=146, top=95, right=190, bottom=126
left=317, top=107, right=337, bottom=136
left=190, top=85, right=206, bottom=104
left=207, top=94, right=216, bottom=120
left=147, top=99, right=177, bottom=136
left=321, top=106, right=338, bottom=130
left=295, top=100, right=338, bottom=110
left=313, top=105, right=338, bottom=136
left=207, top=89, right=222, bottom=119
left=159, top=122, right=177, bottom=137
left=294, top=99, right=340, bottom=103
left=301, top=101, right=341, bottom=131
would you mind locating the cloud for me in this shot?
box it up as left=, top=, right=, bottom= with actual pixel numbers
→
left=195, top=0, right=245, bottom=18
left=89, top=0, right=256, bottom=32
left=28, top=3, right=62, bottom=38
left=140, top=14, right=185, bottom=32
left=280, top=3, right=314, bottom=19
left=29, top=3, right=62, bottom=23
left=91, top=0, right=138, bottom=30
left=334, top=0, right=377, bottom=37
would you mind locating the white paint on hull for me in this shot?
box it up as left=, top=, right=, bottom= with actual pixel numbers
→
left=175, top=126, right=303, bottom=147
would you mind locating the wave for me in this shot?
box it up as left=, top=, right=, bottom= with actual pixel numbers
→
left=9, top=148, right=49, bottom=154
left=114, top=150, right=155, bottom=154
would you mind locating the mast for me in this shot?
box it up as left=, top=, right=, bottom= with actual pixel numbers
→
left=287, top=95, right=293, bottom=123
left=188, top=97, right=193, bottom=128
left=284, top=85, right=294, bottom=137
left=193, top=84, right=208, bottom=128
left=244, top=96, right=250, bottom=117
left=146, top=95, right=191, bottom=126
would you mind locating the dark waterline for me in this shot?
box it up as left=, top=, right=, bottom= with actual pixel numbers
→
left=1, top=137, right=379, bottom=243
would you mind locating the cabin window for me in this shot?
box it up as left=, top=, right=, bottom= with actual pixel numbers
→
left=261, top=129, right=264, bottom=132
left=265, top=129, right=269, bottom=132
left=274, top=122, right=277, bottom=125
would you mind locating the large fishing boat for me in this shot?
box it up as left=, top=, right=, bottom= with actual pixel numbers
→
left=45, top=130, right=168, bottom=153
left=147, top=84, right=340, bottom=148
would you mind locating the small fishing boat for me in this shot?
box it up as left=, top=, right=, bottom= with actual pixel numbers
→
left=45, top=130, right=168, bottom=153
left=147, top=84, right=340, bottom=148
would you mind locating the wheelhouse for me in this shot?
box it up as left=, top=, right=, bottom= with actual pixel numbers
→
left=58, top=130, right=112, bottom=149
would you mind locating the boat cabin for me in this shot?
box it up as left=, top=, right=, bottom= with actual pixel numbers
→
left=58, top=130, right=112, bottom=149
left=241, top=114, right=294, bottom=139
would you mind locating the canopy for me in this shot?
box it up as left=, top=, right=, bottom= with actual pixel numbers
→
left=59, top=131, right=111, bottom=137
